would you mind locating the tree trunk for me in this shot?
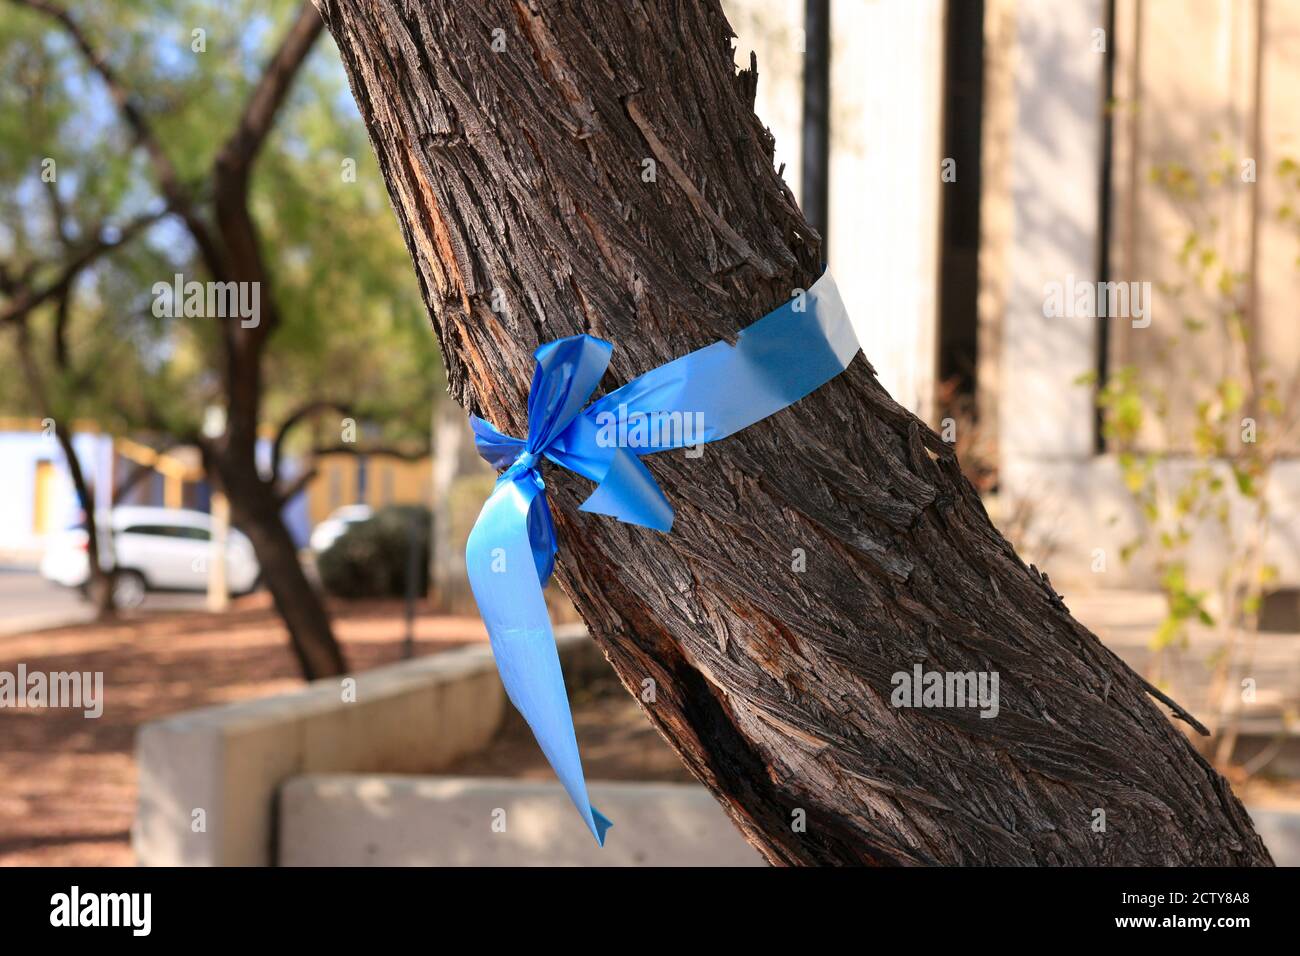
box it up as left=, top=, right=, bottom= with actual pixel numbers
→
left=13, top=318, right=116, bottom=619
left=317, top=0, right=1272, bottom=865
left=201, top=2, right=347, bottom=682
left=11, top=0, right=346, bottom=680
left=53, top=423, right=116, bottom=620
left=202, top=260, right=350, bottom=680
left=210, top=451, right=346, bottom=680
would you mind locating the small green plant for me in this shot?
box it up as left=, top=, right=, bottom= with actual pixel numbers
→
left=1089, top=144, right=1300, bottom=767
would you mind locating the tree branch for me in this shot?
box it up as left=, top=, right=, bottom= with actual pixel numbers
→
left=52, top=283, right=71, bottom=369
left=210, top=2, right=325, bottom=439
left=42, top=176, right=72, bottom=247
left=274, top=444, right=433, bottom=506
left=272, top=443, right=429, bottom=505
left=7, top=0, right=226, bottom=274
left=111, top=439, right=181, bottom=506
left=271, top=399, right=352, bottom=483
left=0, top=207, right=166, bottom=326
left=274, top=467, right=318, bottom=506
left=308, top=443, right=430, bottom=462
left=213, top=2, right=326, bottom=188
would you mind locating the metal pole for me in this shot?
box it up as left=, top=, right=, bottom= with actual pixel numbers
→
left=802, top=0, right=831, bottom=257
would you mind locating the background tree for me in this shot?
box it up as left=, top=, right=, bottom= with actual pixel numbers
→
left=316, top=0, right=1271, bottom=864
left=0, top=0, right=436, bottom=675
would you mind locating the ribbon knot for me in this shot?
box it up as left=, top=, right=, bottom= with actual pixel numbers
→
left=468, top=335, right=677, bottom=593
left=465, top=269, right=859, bottom=845
left=501, top=449, right=544, bottom=491
left=465, top=333, right=666, bottom=847
left=511, top=450, right=540, bottom=472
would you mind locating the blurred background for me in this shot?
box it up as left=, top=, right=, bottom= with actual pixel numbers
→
left=1, top=0, right=1297, bottom=866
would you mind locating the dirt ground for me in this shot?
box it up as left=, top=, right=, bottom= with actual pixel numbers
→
left=0, top=593, right=490, bottom=866
left=445, top=673, right=694, bottom=785
left=0, top=593, right=688, bottom=867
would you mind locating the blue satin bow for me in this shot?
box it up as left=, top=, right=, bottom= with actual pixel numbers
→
left=465, top=269, right=859, bottom=844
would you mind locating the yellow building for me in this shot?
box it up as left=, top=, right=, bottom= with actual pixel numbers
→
left=304, top=453, right=432, bottom=527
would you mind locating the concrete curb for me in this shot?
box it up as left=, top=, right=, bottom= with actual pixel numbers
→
left=132, top=625, right=597, bottom=866
left=278, top=775, right=765, bottom=867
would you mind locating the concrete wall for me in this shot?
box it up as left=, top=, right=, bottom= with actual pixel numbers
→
left=281, top=776, right=1300, bottom=865
left=279, top=776, right=764, bottom=867
left=133, top=625, right=601, bottom=866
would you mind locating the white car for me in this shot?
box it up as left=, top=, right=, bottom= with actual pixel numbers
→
left=40, top=506, right=260, bottom=608
left=309, top=504, right=373, bottom=554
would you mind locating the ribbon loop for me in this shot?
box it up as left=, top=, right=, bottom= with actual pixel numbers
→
left=466, top=269, right=859, bottom=844
left=524, top=334, right=613, bottom=453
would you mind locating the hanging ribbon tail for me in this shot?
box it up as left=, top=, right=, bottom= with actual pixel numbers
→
left=590, top=807, right=613, bottom=845
left=465, top=474, right=610, bottom=845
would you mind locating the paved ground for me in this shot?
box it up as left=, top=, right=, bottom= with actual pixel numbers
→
left=0, top=593, right=487, bottom=866
left=0, top=565, right=207, bottom=636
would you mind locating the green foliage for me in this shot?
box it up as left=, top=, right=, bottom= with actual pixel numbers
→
left=317, top=504, right=431, bottom=599
left=1152, top=562, right=1215, bottom=650
left=1100, top=144, right=1300, bottom=669
left=0, top=0, right=437, bottom=449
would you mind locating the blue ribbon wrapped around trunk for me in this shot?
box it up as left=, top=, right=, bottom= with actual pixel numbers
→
left=465, top=268, right=859, bottom=844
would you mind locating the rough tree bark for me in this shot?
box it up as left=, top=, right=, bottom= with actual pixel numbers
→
left=317, top=0, right=1272, bottom=865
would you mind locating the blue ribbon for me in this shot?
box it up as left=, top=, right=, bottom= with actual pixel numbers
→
left=465, top=269, right=859, bottom=844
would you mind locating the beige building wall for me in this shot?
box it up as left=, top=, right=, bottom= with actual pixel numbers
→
left=997, top=0, right=1300, bottom=589
left=976, top=0, right=1019, bottom=464
left=1109, top=0, right=1260, bottom=451
left=719, top=1, right=1300, bottom=590
left=725, top=0, right=946, bottom=420
left=1109, top=0, right=1300, bottom=453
